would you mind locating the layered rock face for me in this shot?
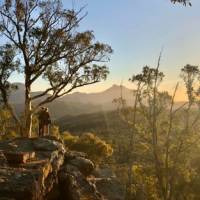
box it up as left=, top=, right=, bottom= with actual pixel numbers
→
left=0, top=137, right=124, bottom=200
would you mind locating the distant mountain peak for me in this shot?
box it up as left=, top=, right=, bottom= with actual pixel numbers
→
left=104, top=84, right=129, bottom=93
left=111, top=84, right=120, bottom=88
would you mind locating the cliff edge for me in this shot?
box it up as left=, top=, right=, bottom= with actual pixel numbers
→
left=0, top=136, right=124, bottom=200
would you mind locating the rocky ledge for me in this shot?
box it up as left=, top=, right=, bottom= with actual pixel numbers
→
left=0, top=136, right=124, bottom=200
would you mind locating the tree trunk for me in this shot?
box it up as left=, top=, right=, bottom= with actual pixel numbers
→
left=24, top=82, right=32, bottom=138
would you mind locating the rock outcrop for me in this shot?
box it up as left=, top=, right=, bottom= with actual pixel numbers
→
left=0, top=136, right=124, bottom=200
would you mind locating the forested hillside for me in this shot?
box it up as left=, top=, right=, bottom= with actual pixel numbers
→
left=58, top=64, right=200, bottom=200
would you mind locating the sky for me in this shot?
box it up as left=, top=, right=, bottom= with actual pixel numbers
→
left=11, top=0, right=200, bottom=101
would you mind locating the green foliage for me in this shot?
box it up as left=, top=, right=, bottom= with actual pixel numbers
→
left=171, top=0, right=192, bottom=6
left=59, top=64, right=200, bottom=200
left=131, top=165, right=159, bottom=200
left=180, top=64, right=200, bottom=103
left=0, top=44, right=19, bottom=103
left=122, top=64, right=200, bottom=200
left=61, top=131, right=78, bottom=147
left=50, top=125, right=60, bottom=138
left=0, top=130, right=18, bottom=140
left=130, top=65, right=165, bottom=87
left=0, top=106, right=20, bottom=140
left=61, top=132, right=113, bottom=163
left=0, top=108, right=11, bottom=133
left=0, top=0, right=112, bottom=137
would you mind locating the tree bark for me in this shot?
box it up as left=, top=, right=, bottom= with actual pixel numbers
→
left=24, top=81, right=32, bottom=138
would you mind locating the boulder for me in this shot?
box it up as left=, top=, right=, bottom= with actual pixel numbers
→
left=95, top=178, right=125, bottom=200
left=0, top=167, right=43, bottom=200
left=93, top=167, right=116, bottom=178
left=32, top=138, right=65, bottom=153
left=0, top=137, right=124, bottom=200
left=0, top=152, right=7, bottom=167
left=0, top=137, right=66, bottom=200
left=68, top=156, right=95, bottom=176
left=58, top=165, right=103, bottom=200
left=4, top=151, right=35, bottom=164
left=65, top=151, right=88, bottom=160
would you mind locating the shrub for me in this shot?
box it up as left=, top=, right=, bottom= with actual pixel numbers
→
left=61, top=131, right=78, bottom=147
left=1, top=130, right=18, bottom=140
left=50, top=125, right=60, bottom=138
left=62, top=132, right=113, bottom=163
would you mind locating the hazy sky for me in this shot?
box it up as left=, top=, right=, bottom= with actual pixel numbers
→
left=11, top=0, right=200, bottom=100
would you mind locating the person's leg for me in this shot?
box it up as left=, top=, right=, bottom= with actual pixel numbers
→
left=44, top=125, right=47, bottom=136
left=39, top=123, right=42, bottom=137
left=41, top=124, right=45, bottom=137
left=47, top=125, right=49, bottom=136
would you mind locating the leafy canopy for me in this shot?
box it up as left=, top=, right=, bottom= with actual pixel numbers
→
left=0, top=0, right=113, bottom=111
left=171, top=0, right=192, bottom=6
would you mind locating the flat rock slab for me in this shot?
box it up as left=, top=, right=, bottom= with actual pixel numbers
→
left=0, top=137, right=66, bottom=200
left=4, top=151, right=36, bottom=164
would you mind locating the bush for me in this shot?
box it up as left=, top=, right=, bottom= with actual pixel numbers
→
left=50, top=125, right=60, bottom=138
left=61, top=132, right=113, bottom=163
left=61, top=131, right=78, bottom=147
left=1, top=130, right=18, bottom=140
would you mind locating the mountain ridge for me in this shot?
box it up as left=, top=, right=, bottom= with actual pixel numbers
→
left=7, top=83, right=188, bottom=120
left=10, top=83, right=135, bottom=104
left=9, top=83, right=134, bottom=119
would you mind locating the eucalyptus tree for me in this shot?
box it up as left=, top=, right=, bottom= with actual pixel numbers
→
left=0, top=0, right=112, bottom=137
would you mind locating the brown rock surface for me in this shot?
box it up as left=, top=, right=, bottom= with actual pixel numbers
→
left=4, top=151, right=36, bottom=164
left=0, top=136, right=125, bottom=200
left=66, top=154, right=95, bottom=176
left=0, top=136, right=66, bottom=200
left=95, top=178, right=125, bottom=200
